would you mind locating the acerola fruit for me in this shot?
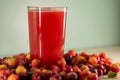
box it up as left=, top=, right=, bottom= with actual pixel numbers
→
left=99, top=52, right=107, bottom=59
left=88, top=56, right=98, bottom=65
left=88, top=73, right=98, bottom=80
left=7, top=74, right=19, bottom=80
left=110, top=63, right=120, bottom=73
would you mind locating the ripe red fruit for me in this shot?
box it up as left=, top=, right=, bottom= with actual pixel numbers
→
left=99, top=52, right=107, bottom=59
left=49, top=74, right=62, bottom=80
left=63, top=65, right=73, bottom=73
left=97, top=68, right=103, bottom=77
left=73, top=55, right=87, bottom=64
left=68, top=50, right=77, bottom=57
left=57, top=58, right=66, bottom=67
left=17, top=53, right=26, bottom=59
left=95, top=64, right=106, bottom=74
left=16, top=65, right=27, bottom=74
left=110, top=63, right=120, bottom=73
left=105, top=57, right=113, bottom=65
left=85, top=63, right=94, bottom=69
left=50, top=65, right=60, bottom=72
left=59, top=70, right=66, bottom=78
left=88, top=56, right=98, bottom=65
left=73, top=65, right=81, bottom=74
left=0, top=64, right=8, bottom=70
left=5, top=69, right=12, bottom=76
left=80, top=65, right=89, bottom=71
left=88, top=73, right=98, bottom=80
left=0, top=70, right=5, bottom=79
left=91, top=53, right=99, bottom=60
left=89, top=68, right=98, bottom=74
left=30, top=67, right=41, bottom=73
left=65, top=72, right=78, bottom=80
left=7, top=74, right=20, bottom=80
left=3, top=57, right=18, bottom=67
left=103, top=63, right=111, bottom=74
left=0, top=49, right=118, bottom=80
left=64, top=53, right=73, bottom=63
left=80, top=52, right=89, bottom=59
left=98, top=60, right=104, bottom=65
left=80, top=69, right=91, bottom=80
left=31, top=73, right=41, bottom=80
left=31, top=59, right=40, bottom=68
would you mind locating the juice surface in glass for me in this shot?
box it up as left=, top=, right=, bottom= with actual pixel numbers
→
left=28, top=7, right=67, bottom=66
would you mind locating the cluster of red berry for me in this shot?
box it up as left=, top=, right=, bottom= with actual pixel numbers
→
left=0, top=50, right=119, bottom=80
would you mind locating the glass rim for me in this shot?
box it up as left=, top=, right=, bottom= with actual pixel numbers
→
left=28, top=6, right=67, bottom=8
left=28, top=6, right=67, bottom=12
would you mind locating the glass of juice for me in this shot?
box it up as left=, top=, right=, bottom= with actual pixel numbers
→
left=28, top=6, right=67, bottom=66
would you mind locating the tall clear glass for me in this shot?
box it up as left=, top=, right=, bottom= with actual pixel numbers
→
left=28, top=6, right=67, bottom=66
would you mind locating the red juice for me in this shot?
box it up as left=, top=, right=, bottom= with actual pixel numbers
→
left=28, top=7, right=67, bottom=66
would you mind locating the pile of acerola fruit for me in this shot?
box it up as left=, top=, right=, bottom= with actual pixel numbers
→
left=0, top=50, right=120, bottom=80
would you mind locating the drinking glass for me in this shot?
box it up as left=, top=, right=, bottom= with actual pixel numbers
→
left=28, top=6, right=67, bottom=66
